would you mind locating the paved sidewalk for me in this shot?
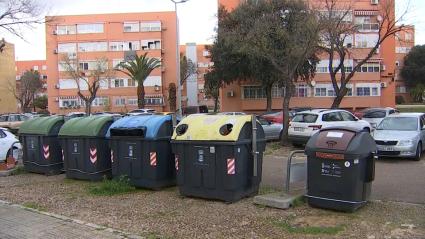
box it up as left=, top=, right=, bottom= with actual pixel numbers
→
left=0, top=203, right=128, bottom=239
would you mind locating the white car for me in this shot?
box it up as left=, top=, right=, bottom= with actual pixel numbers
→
left=361, top=107, right=398, bottom=128
left=126, top=109, right=156, bottom=116
left=0, top=128, right=22, bottom=163
left=288, top=109, right=372, bottom=146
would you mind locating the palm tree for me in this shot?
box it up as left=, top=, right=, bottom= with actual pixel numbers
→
left=115, top=53, right=161, bottom=108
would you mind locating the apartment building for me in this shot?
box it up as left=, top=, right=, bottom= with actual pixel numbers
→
left=0, top=42, right=17, bottom=113
left=394, top=25, right=415, bottom=103
left=15, top=60, right=48, bottom=97
left=180, top=43, right=215, bottom=109
left=217, top=0, right=397, bottom=112
left=45, top=12, right=177, bottom=114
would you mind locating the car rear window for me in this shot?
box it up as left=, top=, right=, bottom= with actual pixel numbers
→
left=363, top=110, right=386, bottom=118
left=292, top=113, right=318, bottom=123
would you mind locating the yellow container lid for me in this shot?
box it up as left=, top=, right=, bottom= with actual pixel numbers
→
left=172, top=114, right=253, bottom=141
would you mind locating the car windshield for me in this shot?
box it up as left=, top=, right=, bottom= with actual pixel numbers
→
left=363, top=110, right=386, bottom=118
left=376, top=117, right=418, bottom=131
left=292, top=113, right=318, bottom=123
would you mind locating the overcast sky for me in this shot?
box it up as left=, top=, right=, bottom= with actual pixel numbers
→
left=3, top=0, right=424, bottom=61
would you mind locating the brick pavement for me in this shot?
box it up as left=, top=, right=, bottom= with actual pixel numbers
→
left=0, top=202, right=134, bottom=239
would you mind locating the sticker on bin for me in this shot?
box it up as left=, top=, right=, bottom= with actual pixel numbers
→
left=43, top=144, right=50, bottom=159
left=175, top=155, right=179, bottom=171
left=326, top=132, right=344, bottom=138
left=89, top=147, right=97, bottom=164
left=227, top=158, right=236, bottom=175
left=150, top=152, right=157, bottom=166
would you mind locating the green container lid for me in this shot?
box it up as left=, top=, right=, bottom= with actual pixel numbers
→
left=59, top=115, right=113, bottom=137
left=19, top=116, right=64, bottom=136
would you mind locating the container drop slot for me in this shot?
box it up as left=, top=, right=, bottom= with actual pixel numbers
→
left=315, top=130, right=355, bottom=151
left=110, top=127, right=146, bottom=137
left=176, top=124, right=188, bottom=136
left=219, top=124, right=233, bottom=136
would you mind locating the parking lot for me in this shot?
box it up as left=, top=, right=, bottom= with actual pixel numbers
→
left=262, top=144, right=425, bottom=204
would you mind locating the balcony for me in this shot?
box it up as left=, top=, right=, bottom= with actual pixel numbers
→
left=356, top=23, right=379, bottom=32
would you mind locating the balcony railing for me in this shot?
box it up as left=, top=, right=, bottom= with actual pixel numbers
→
left=356, top=23, right=379, bottom=32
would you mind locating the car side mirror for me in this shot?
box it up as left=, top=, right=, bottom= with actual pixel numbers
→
left=354, top=117, right=359, bottom=121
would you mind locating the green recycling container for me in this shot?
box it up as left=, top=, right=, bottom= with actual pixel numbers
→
left=59, top=116, right=114, bottom=181
left=171, top=114, right=266, bottom=202
left=19, top=116, right=65, bottom=175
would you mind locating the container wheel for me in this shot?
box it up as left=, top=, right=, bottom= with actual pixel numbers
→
left=414, top=142, right=422, bottom=161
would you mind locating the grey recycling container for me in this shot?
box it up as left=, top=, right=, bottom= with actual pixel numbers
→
left=59, top=115, right=114, bottom=181
left=19, top=116, right=65, bottom=175
left=108, top=115, right=175, bottom=189
left=305, top=127, right=376, bottom=212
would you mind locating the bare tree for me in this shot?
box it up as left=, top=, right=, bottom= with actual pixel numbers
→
left=0, top=0, right=47, bottom=52
left=317, top=0, right=409, bottom=108
left=9, top=69, right=42, bottom=112
left=180, top=54, right=198, bottom=86
left=62, top=56, right=114, bottom=114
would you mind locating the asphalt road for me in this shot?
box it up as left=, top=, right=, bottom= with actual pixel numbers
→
left=261, top=151, right=425, bottom=204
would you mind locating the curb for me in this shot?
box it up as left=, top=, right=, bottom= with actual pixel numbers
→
left=0, top=199, right=143, bottom=239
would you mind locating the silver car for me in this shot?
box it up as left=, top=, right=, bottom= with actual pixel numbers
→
left=361, top=107, right=398, bottom=128
left=372, top=113, right=425, bottom=160
left=257, top=116, right=283, bottom=141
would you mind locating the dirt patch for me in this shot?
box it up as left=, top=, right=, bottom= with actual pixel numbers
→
left=0, top=173, right=424, bottom=238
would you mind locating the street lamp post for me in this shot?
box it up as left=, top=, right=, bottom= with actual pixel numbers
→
left=170, top=0, right=188, bottom=118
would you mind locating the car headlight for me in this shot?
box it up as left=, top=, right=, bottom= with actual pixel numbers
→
left=398, top=139, right=414, bottom=146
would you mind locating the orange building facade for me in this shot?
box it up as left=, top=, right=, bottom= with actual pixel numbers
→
left=45, top=12, right=177, bottom=114
left=217, top=0, right=398, bottom=112
left=394, top=25, right=415, bottom=103
left=15, top=60, right=48, bottom=97
left=180, top=43, right=215, bottom=109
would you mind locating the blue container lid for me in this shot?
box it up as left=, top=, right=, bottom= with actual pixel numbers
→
left=107, top=115, right=172, bottom=139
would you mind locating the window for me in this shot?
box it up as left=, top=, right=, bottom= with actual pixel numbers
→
left=356, top=87, right=370, bottom=96
left=77, top=23, right=103, bottom=34
left=99, top=79, right=109, bottom=89
left=340, top=111, right=356, bottom=121
left=123, top=22, right=139, bottom=32
left=355, top=34, right=379, bottom=48
left=357, top=63, right=380, bottom=72
left=294, top=84, right=309, bottom=97
left=56, top=25, right=76, bottom=35
left=42, top=65, right=47, bottom=70
left=140, top=21, right=161, bottom=32
left=405, top=33, right=412, bottom=41
left=59, top=98, right=80, bottom=108
left=109, top=41, right=140, bottom=51
left=271, top=84, right=282, bottom=98
left=242, top=86, right=266, bottom=99
left=141, top=40, right=161, bottom=50
left=78, top=42, right=108, bottom=52
left=58, top=43, right=77, bottom=53
left=145, top=98, right=163, bottom=105
left=113, top=78, right=125, bottom=88
left=396, top=86, right=407, bottom=93
left=319, top=10, right=352, bottom=22
left=92, top=96, right=109, bottom=106
left=396, top=47, right=411, bottom=53
left=115, top=98, right=126, bottom=106
left=316, top=59, right=353, bottom=73
left=356, top=84, right=380, bottom=96
left=315, top=87, right=327, bottom=97
left=128, top=98, right=138, bottom=105
left=78, top=61, right=100, bottom=71
left=203, top=50, right=210, bottom=57
left=128, top=79, right=136, bottom=87
left=322, top=112, right=343, bottom=122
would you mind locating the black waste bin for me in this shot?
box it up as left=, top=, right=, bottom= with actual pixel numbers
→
left=108, top=115, right=175, bottom=189
left=305, top=127, right=376, bottom=212
left=19, top=116, right=65, bottom=175
left=171, top=114, right=266, bottom=202
left=59, top=116, right=114, bottom=181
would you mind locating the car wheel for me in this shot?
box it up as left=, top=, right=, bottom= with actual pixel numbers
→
left=414, top=142, right=422, bottom=161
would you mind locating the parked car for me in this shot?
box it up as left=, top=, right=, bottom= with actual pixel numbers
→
left=261, top=111, right=295, bottom=124
left=257, top=116, right=283, bottom=141
left=64, top=112, right=86, bottom=121
left=288, top=109, right=372, bottom=146
left=126, top=109, right=156, bottom=116
left=0, top=114, right=30, bottom=134
left=182, top=105, right=208, bottom=115
left=360, top=107, right=399, bottom=128
left=0, top=127, right=21, bottom=162
left=372, top=113, right=425, bottom=160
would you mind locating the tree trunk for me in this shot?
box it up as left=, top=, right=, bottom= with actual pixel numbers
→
left=280, top=84, right=293, bottom=146
left=214, top=96, right=219, bottom=112
left=266, top=84, right=272, bottom=112
left=85, top=101, right=92, bottom=115
left=331, top=88, right=347, bottom=109
left=137, top=83, right=146, bottom=109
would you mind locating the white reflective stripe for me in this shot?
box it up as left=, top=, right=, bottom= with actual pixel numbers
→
left=305, top=195, right=366, bottom=204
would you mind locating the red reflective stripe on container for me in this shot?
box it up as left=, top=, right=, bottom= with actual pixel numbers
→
left=43, top=144, right=50, bottom=159
left=175, top=155, right=179, bottom=171
left=227, top=158, right=235, bottom=175
left=150, top=152, right=157, bottom=166
left=61, top=149, right=64, bottom=161
left=111, top=150, right=114, bottom=163
left=89, top=147, right=97, bottom=163
left=315, top=152, right=344, bottom=160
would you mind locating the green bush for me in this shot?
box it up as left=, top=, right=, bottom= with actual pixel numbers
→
left=88, top=176, right=136, bottom=196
